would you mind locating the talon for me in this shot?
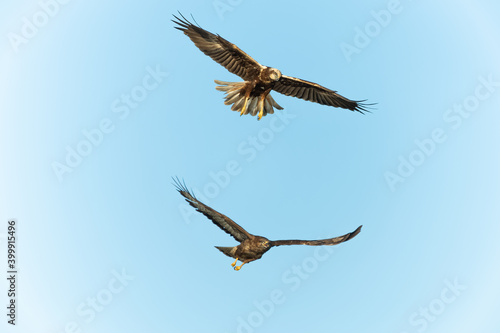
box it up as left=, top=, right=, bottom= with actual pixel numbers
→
left=240, top=98, right=249, bottom=116
left=234, top=262, right=246, bottom=271
left=231, top=258, right=238, bottom=267
left=257, top=95, right=266, bottom=120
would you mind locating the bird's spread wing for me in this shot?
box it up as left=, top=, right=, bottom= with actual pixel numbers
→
left=271, top=225, right=362, bottom=247
left=173, top=177, right=252, bottom=242
left=172, top=13, right=263, bottom=81
left=272, top=75, right=371, bottom=113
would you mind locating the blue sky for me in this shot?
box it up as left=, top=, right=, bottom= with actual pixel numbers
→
left=1, top=0, right=500, bottom=332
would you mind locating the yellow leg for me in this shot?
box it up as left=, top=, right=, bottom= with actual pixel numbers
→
left=234, top=262, right=246, bottom=271
left=258, top=93, right=267, bottom=120
left=239, top=87, right=253, bottom=116
left=240, top=97, right=250, bottom=116
left=257, top=96, right=266, bottom=120
left=231, top=258, right=238, bottom=267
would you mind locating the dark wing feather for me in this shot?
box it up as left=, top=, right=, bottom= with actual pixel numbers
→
left=173, top=177, right=252, bottom=242
left=273, top=75, right=372, bottom=113
left=172, top=13, right=263, bottom=81
left=271, top=225, right=362, bottom=247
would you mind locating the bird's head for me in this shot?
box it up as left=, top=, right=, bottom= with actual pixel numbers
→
left=259, top=238, right=272, bottom=250
left=268, top=68, right=282, bottom=81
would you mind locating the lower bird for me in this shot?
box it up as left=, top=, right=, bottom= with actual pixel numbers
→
left=174, top=178, right=362, bottom=270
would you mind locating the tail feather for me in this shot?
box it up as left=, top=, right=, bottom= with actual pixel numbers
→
left=225, top=91, right=241, bottom=105
left=264, top=98, right=273, bottom=115
left=232, top=97, right=245, bottom=111
left=214, top=80, right=283, bottom=120
left=214, top=80, right=244, bottom=92
left=248, top=97, right=258, bottom=116
left=267, top=93, right=283, bottom=110
left=215, top=246, right=236, bottom=258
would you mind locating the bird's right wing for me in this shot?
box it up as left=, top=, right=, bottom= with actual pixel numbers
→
left=273, top=75, right=371, bottom=113
left=172, top=13, right=263, bottom=81
left=271, top=225, right=362, bottom=247
left=173, top=178, right=252, bottom=243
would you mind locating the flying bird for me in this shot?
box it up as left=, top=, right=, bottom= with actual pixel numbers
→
left=173, top=13, right=371, bottom=120
left=174, top=178, right=362, bottom=270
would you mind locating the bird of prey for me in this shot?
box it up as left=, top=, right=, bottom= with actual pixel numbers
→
left=174, top=178, right=362, bottom=270
left=172, top=14, right=371, bottom=120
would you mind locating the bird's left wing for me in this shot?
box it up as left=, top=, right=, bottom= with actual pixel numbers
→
left=271, top=225, right=362, bottom=247
left=172, top=14, right=263, bottom=81
left=273, top=75, right=371, bottom=113
left=173, top=178, right=252, bottom=243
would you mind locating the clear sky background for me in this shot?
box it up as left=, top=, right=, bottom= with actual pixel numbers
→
left=1, top=0, right=500, bottom=332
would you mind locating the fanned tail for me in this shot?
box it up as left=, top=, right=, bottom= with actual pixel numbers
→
left=214, top=80, right=283, bottom=120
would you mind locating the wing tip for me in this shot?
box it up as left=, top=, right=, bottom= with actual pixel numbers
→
left=349, top=225, right=363, bottom=240
left=172, top=12, right=201, bottom=31
left=172, top=176, right=195, bottom=199
left=353, top=101, right=376, bottom=114
left=171, top=12, right=191, bottom=30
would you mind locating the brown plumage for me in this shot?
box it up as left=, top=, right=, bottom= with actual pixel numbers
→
left=173, top=13, right=372, bottom=120
left=174, top=178, right=362, bottom=270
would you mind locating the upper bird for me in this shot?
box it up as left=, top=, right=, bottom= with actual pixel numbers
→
left=172, top=13, right=371, bottom=120
left=174, top=178, right=362, bottom=271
